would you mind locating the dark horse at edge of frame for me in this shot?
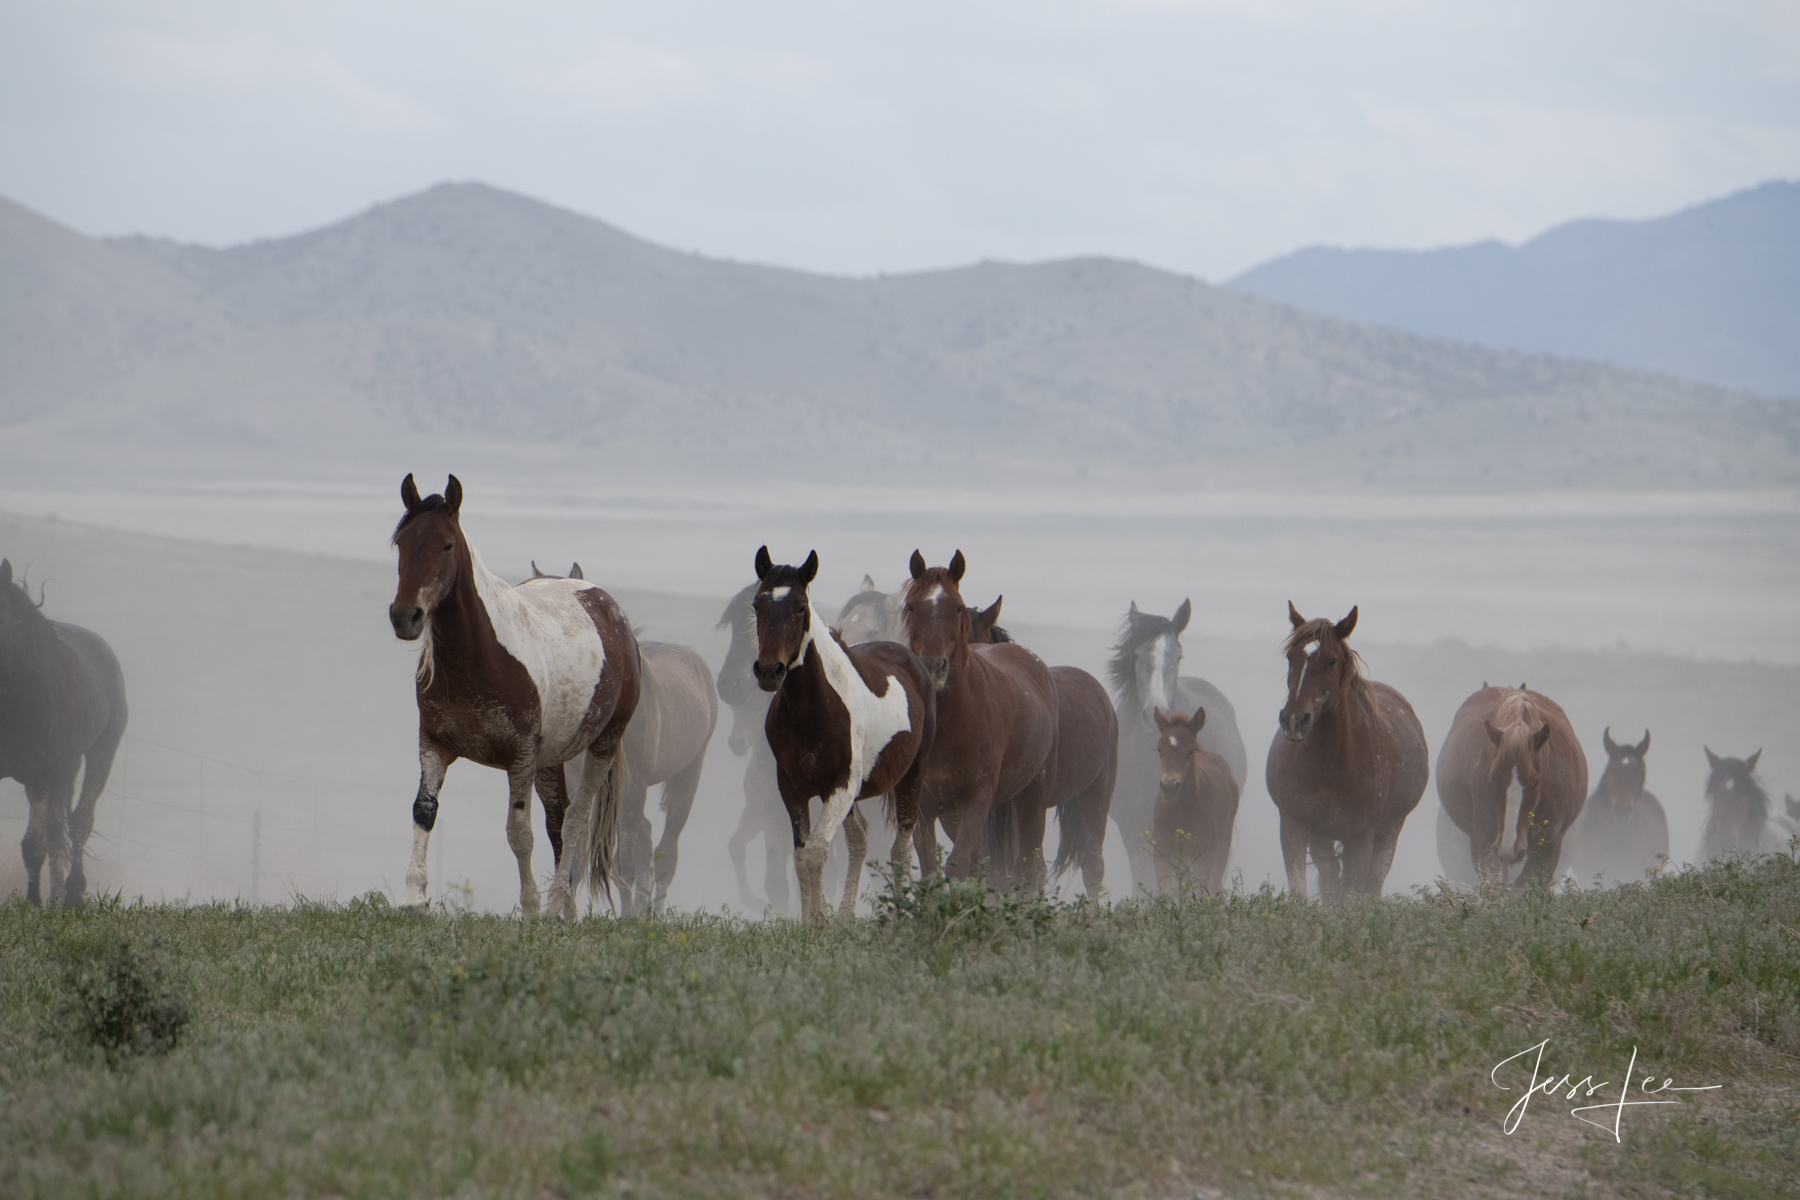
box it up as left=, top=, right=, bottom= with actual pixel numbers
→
left=0, top=559, right=128, bottom=907
left=1266, top=603, right=1428, bottom=902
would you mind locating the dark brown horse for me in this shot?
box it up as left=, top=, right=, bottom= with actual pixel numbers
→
left=389, top=474, right=640, bottom=918
left=1150, top=708, right=1239, bottom=896
left=1266, top=603, right=1428, bottom=901
left=752, top=547, right=936, bottom=921
left=1437, top=686, right=1586, bottom=887
left=1563, top=728, right=1668, bottom=884
left=969, top=595, right=1116, bottom=897
left=1699, top=748, right=1777, bottom=862
left=903, top=552, right=1060, bottom=883
left=0, top=559, right=128, bottom=906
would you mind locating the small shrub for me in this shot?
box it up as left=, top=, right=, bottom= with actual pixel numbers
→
left=56, top=934, right=191, bottom=1062
left=871, top=863, right=1060, bottom=946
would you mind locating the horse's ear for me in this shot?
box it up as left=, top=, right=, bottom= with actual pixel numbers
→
left=1287, top=600, right=1305, bottom=630
left=1172, top=598, right=1192, bottom=633
left=800, top=550, right=819, bottom=585
left=949, top=550, right=966, bottom=582
left=1189, top=707, right=1207, bottom=732
left=401, top=474, right=421, bottom=512
left=1334, top=606, right=1358, bottom=640
left=986, top=595, right=1003, bottom=623
left=1747, top=749, right=1762, bottom=773
left=1705, top=746, right=1721, bottom=770
left=1153, top=707, right=1171, bottom=731
left=444, top=475, right=463, bottom=515
left=1532, top=724, right=1552, bottom=752
left=1635, top=730, right=1650, bottom=757
left=1129, top=600, right=1140, bottom=617
left=1485, top=720, right=1503, bottom=747
left=1603, top=727, right=1618, bottom=755
left=754, top=545, right=773, bottom=581
left=909, top=550, right=926, bottom=580
left=570, top=562, right=583, bottom=580
left=0, top=558, right=9, bottom=586
left=861, top=574, right=878, bottom=592
left=530, top=560, right=546, bottom=579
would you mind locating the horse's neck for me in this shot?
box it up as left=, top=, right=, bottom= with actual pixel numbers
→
left=430, top=543, right=507, bottom=662
left=777, top=607, right=838, bottom=715
left=1320, top=682, right=1380, bottom=761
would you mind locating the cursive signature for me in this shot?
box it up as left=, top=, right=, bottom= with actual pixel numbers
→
left=1489, top=1040, right=1721, bottom=1142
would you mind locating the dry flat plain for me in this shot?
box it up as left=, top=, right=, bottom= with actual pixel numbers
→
left=0, top=492, right=1796, bottom=1199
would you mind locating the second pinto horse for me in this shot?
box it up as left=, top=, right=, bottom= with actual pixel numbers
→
left=751, top=548, right=936, bottom=922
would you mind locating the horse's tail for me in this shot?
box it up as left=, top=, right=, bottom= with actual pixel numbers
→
left=585, top=747, right=627, bottom=901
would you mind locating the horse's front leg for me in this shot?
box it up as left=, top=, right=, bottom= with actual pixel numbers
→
left=506, top=761, right=541, bottom=917
left=800, top=787, right=857, bottom=923
left=1277, top=811, right=1310, bottom=901
left=404, top=741, right=453, bottom=912
left=839, top=801, right=869, bottom=916
left=21, top=781, right=51, bottom=906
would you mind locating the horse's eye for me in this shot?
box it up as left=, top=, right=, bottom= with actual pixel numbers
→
left=1326, top=657, right=1337, bottom=666
left=443, top=542, right=454, bottom=552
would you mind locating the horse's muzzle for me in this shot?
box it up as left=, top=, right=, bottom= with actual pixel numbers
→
left=924, top=656, right=950, bottom=691
left=1279, top=706, right=1312, bottom=742
left=752, top=661, right=786, bottom=692
left=390, top=603, right=425, bottom=640
left=728, top=730, right=752, bottom=756
left=1159, top=777, right=1182, bottom=794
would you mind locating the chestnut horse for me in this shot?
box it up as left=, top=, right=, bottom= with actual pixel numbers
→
left=970, top=595, right=1116, bottom=897
left=1699, top=748, right=1779, bottom=862
left=903, top=552, right=1060, bottom=882
left=751, top=548, right=936, bottom=921
left=1563, top=728, right=1668, bottom=885
left=1, top=559, right=128, bottom=907
left=1437, top=685, right=1586, bottom=887
left=1150, top=708, right=1239, bottom=896
left=389, top=475, right=640, bottom=918
left=1108, top=600, right=1247, bottom=896
left=1267, top=604, right=1428, bottom=901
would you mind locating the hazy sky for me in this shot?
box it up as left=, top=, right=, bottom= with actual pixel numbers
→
left=2, top=1, right=1796, bottom=280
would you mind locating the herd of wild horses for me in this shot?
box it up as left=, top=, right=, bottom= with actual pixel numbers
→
left=2, top=473, right=1793, bottom=913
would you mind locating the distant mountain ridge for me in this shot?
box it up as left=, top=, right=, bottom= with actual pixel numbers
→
left=0, top=183, right=1793, bottom=491
left=1228, top=180, right=1800, bottom=398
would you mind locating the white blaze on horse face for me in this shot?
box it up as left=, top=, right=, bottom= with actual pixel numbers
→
left=466, top=545, right=607, bottom=764
left=770, top=586, right=791, bottom=600
left=1502, top=769, right=1525, bottom=858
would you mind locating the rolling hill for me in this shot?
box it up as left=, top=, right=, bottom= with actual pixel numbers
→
left=1, top=183, right=1794, bottom=491
left=1229, top=180, right=1800, bottom=399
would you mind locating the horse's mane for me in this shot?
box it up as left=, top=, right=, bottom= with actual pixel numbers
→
left=391, top=493, right=448, bottom=542
left=0, top=566, right=49, bottom=626
left=986, top=624, right=1013, bottom=644
left=759, top=562, right=815, bottom=590
left=1282, top=617, right=1372, bottom=704
left=1107, top=607, right=1177, bottom=700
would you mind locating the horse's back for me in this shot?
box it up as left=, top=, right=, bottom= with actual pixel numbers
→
left=629, top=642, right=719, bottom=781
left=51, top=620, right=128, bottom=740
left=1174, top=675, right=1247, bottom=793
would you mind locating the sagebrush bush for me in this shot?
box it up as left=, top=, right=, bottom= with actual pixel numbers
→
left=56, top=932, right=191, bottom=1062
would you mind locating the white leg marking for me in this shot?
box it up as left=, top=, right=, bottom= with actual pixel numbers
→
left=1501, top=772, right=1524, bottom=864
left=506, top=768, right=541, bottom=917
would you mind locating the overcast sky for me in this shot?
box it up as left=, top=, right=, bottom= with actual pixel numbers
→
left=2, top=1, right=1796, bottom=281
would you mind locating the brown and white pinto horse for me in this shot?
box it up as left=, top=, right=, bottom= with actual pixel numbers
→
left=752, top=548, right=936, bottom=921
left=904, top=552, right=1060, bottom=882
left=1563, top=728, right=1668, bottom=885
left=969, top=595, right=1116, bottom=897
left=389, top=475, right=640, bottom=917
left=1437, top=685, right=1586, bottom=887
left=1150, top=707, right=1240, bottom=896
left=1266, top=603, right=1428, bottom=901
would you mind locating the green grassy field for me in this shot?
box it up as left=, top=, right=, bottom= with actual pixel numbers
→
left=2, top=858, right=1797, bottom=1200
